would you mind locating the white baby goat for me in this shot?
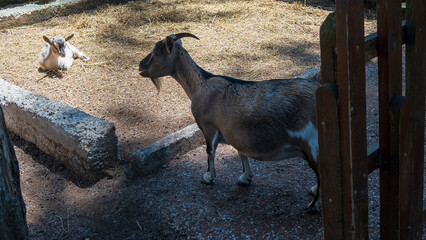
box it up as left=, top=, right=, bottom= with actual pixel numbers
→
left=39, top=34, right=90, bottom=71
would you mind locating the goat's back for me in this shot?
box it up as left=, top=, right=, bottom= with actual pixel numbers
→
left=194, top=77, right=319, bottom=129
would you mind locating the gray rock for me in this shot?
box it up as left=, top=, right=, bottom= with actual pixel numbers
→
left=130, top=123, right=204, bottom=176
left=0, top=78, right=118, bottom=181
left=294, top=68, right=320, bottom=81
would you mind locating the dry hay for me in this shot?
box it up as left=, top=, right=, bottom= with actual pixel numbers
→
left=0, top=0, right=377, bottom=159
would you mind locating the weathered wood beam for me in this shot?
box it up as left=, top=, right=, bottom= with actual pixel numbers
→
left=377, top=0, right=403, bottom=238
left=367, top=143, right=380, bottom=174
left=335, top=0, right=369, bottom=238
left=316, top=84, right=344, bottom=239
left=399, top=0, right=425, bottom=238
left=365, top=21, right=407, bottom=62
left=320, top=13, right=337, bottom=85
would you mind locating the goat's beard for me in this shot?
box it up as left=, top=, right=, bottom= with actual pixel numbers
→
left=150, top=78, right=162, bottom=94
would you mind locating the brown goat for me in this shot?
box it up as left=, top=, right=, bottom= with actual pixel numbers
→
left=139, top=33, right=321, bottom=213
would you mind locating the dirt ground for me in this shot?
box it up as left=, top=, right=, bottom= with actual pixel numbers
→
left=1, top=0, right=425, bottom=239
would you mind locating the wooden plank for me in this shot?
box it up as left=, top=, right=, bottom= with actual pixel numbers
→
left=364, top=21, right=407, bottom=62
left=388, top=95, right=407, bottom=238
left=325, top=18, right=406, bottom=70
left=320, top=13, right=337, bottom=84
left=335, top=0, right=368, bottom=238
left=376, top=0, right=403, bottom=238
left=397, top=95, right=414, bottom=239
left=400, top=0, right=426, bottom=238
left=367, top=143, right=380, bottom=174
left=364, top=32, right=378, bottom=62
left=316, top=84, right=344, bottom=239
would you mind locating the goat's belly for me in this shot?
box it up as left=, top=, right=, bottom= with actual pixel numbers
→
left=238, top=144, right=304, bottom=162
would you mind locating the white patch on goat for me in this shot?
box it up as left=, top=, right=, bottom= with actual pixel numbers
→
left=211, top=131, right=219, bottom=155
left=287, top=122, right=318, bottom=162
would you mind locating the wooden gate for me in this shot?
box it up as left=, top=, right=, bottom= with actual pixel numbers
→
left=317, top=0, right=425, bottom=239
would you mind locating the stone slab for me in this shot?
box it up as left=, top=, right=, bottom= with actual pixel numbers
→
left=294, top=68, right=320, bottom=81
left=130, top=123, right=204, bottom=176
left=0, top=78, right=118, bottom=181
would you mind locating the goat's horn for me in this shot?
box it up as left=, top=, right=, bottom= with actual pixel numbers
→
left=171, top=33, right=200, bottom=41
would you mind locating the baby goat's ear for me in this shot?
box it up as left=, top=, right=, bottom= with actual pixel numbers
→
left=43, top=36, right=52, bottom=45
left=164, top=36, right=175, bottom=54
left=65, top=34, right=74, bottom=41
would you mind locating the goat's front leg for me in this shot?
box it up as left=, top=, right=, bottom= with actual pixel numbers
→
left=237, top=153, right=254, bottom=186
left=201, top=131, right=220, bottom=184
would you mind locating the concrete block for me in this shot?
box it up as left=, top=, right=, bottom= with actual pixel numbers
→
left=130, top=123, right=204, bottom=176
left=0, top=79, right=118, bottom=181
left=294, top=68, right=320, bottom=81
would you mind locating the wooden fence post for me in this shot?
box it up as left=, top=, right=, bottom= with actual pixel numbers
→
left=400, top=0, right=425, bottom=238
left=320, top=13, right=337, bottom=85
left=0, top=106, right=29, bottom=240
left=376, top=0, right=403, bottom=239
left=317, top=84, right=344, bottom=239
left=335, top=0, right=368, bottom=238
left=318, top=13, right=344, bottom=239
left=396, top=95, right=415, bottom=239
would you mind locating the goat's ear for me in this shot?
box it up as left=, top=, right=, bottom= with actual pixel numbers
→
left=164, top=36, right=175, bottom=54
left=43, top=36, right=52, bottom=45
left=65, top=34, right=74, bottom=41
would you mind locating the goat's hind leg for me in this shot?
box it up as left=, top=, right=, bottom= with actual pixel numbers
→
left=306, top=166, right=321, bottom=214
left=309, top=184, right=318, bottom=196
left=69, top=44, right=90, bottom=61
left=237, top=153, right=254, bottom=186
left=200, top=131, right=220, bottom=185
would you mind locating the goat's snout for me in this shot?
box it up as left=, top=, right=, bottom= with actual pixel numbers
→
left=59, top=45, right=66, bottom=58
left=139, top=52, right=154, bottom=77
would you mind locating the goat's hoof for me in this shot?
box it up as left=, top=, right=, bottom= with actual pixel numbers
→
left=305, top=207, right=320, bottom=214
left=83, top=56, right=90, bottom=61
left=237, top=175, right=252, bottom=186
left=201, top=173, right=215, bottom=185
left=200, top=178, right=213, bottom=185
left=309, top=184, right=318, bottom=197
left=305, top=201, right=321, bottom=214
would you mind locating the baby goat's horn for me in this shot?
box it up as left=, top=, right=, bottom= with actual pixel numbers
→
left=171, top=33, right=200, bottom=41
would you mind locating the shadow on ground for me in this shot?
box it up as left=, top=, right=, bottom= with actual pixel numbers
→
left=10, top=133, right=111, bottom=188
left=0, top=0, right=137, bottom=29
